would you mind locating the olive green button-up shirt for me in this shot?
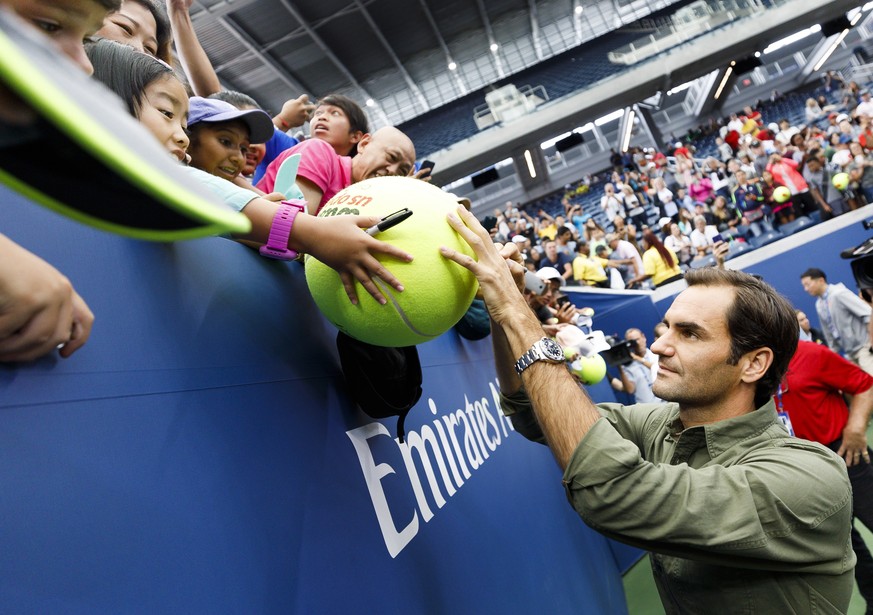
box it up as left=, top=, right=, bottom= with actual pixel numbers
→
left=501, top=393, right=855, bottom=614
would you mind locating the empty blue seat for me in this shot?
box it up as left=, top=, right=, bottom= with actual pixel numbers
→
left=690, top=255, right=717, bottom=269
left=749, top=230, right=785, bottom=249
left=778, top=216, right=814, bottom=235
left=726, top=241, right=753, bottom=260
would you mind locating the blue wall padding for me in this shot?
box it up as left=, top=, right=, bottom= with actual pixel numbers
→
left=1, top=185, right=628, bottom=614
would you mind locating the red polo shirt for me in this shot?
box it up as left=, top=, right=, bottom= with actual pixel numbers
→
left=780, top=341, right=873, bottom=444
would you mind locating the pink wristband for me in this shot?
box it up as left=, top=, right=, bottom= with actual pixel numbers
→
left=259, top=199, right=305, bottom=261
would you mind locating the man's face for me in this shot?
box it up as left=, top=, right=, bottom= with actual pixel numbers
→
left=544, top=241, right=557, bottom=259
left=351, top=129, right=415, bottom=182
left=5, top=0, right=112, bottom=74
left=651, top=286, right=746, bottom=408
left=801, top=276, right=827, bottom=297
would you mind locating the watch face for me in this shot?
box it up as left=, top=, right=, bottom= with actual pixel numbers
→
left=541, top=338, right=564, bottom=361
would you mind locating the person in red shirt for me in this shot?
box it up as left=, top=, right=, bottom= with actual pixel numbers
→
left=780, top=340, right=873, bottom=611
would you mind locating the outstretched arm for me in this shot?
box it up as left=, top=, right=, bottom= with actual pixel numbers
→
left=166, top=0, right=222, bottom=97
left=235, top=197, right=413, bottom=305
left=440, top=206, right=601, bottom=468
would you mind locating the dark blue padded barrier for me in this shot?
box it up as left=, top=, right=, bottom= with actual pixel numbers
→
left=1, top=184, right=632, bottom=614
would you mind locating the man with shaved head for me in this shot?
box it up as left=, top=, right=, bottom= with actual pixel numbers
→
left=258, top=126, right=416, bottom=215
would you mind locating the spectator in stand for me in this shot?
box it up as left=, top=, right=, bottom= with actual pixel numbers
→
left=690, top=215, right=714, bottom=260
left=649, top=177, right=678, bottom=222
left=824, top=70, right=845, bottom=93
left=774, top=119, right=799, bottom=146
left=612, top=216, right=641, bottom=253
left=535, top=209, right=559, bottom=241
left=674, top=187, right=694, bottom=212
left=716, top=134, right=733, bottom=161
left=687, top=170, right=714, bottom=205
left=767, top=153, right=817, bottom=218
left=554, top=226, right=576, bottom=259
left=826, top=113, right=843, bottom=137
left=582, top=217, right=605, bottom=244
left=741, top=105, right=763, bottom=133
left=856, top=90, right=873, bottom=119
left=844, top=81, right=862, bottom=116
left=857, top=116, right=873, bottom=150
left=628, top=230, right=683, bottom=289
left=849, top=141, right=873, bottom=204
left=677, top=208, right=695, bottom=235
left=806, top=98, right=825, bottom=126
left=710, top=195, right=740, bottom=233
left=600, top=183, right=625, bottom=223
left=571, top=242, right=610, bottom=288
left=760, top=170, right=793, bottom=226
left=538, top=240, right=573, bottom=283
left=750, top=140, right=769, bottom=177
left=803, top=155, right=841, bottom=218
left=673, top=141, right=691, bottom=159
left=732, top=170, right=773, bottom=236
left=621, top=185, right=646, bottom=229
left=664, top=223, right=692, bottom=265
left=606, top=232, right=643, bottom=285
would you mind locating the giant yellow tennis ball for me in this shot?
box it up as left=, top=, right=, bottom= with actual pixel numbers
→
left=773, top=186, right=791, bottom=203
left=833, top=172, right=850, bottom=191
left=305, top=176, right=478, bottom=347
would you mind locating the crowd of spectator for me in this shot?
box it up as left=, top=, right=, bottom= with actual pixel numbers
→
left=491, top=74, right=873, bottom=292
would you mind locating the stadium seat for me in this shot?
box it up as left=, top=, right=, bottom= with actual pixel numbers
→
left=730, top=224, right=751, bottom=239
left=749, top=230, right=785, bottom=249
left=690, top=255, right=717, bottom=269
left=778, top=216, right=814, bottom=235
left=726, top=241, right=753, bottom=260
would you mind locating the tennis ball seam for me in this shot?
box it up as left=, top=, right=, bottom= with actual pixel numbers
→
left=373, top=277, right=443, bottom=339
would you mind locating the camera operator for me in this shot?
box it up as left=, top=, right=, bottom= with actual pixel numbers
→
left=609, top=328, right=661, bottom=404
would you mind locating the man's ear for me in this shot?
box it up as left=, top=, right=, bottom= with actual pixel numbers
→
left=349, top=130, right=365, bottom=146
left=354, top=132, right=370, bottom=150
left=740, top=347, right=774, bottom=385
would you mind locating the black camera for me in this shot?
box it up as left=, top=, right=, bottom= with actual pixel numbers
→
left=842, top=219, right=873, bottom=290
left=599, top=339, right=636, bottom=367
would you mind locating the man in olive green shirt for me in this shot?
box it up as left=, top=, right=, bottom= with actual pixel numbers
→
left=439, top=207, right=855, bottom=614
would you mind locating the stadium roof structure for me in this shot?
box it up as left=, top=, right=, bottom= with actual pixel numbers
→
left=197, top=0, right=862, bottom=182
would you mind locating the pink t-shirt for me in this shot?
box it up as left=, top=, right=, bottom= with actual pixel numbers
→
left=256, top=139, right=353, bottom=213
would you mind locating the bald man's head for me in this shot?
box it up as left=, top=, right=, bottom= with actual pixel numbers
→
left=351, top=126, right=416, bottom=183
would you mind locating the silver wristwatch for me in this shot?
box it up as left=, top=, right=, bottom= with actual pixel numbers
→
left=514, top=337, right=565, bottom=375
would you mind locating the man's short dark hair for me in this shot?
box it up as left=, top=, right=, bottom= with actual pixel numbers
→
left=800, top=268, right=827, bottom=281
left=684, top=268, right=799, bottom=407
